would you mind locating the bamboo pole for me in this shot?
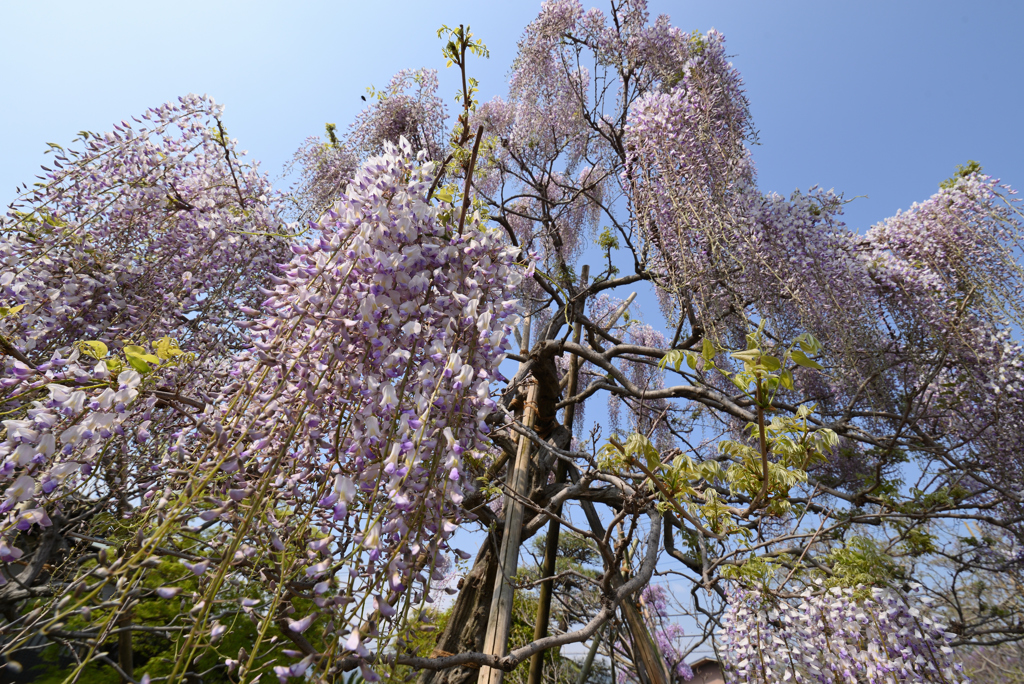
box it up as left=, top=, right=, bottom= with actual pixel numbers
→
left=480, top=308, right=537, bottom=684
left=575, top=624, right=606, bottom=684
left=479, top=379, right=539, bottom=684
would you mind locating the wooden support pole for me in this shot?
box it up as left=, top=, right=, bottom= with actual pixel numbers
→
left=525, top=461, right=563, bottom=684
left=575, top=624, right=605, bottom=684
left=480, top=378, right=539, bottom=684
left=117, top=606, right=134, bottom=684
left=621, top=600, right=670, bottom=684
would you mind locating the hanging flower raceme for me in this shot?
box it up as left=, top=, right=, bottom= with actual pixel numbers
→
left=626, top=39, right=1024, bottom=524
left=349, top=69, right=448, bottom=163
left=288, top=133, right=360, bottom=221
left=624, top=28, right=757, bottom=332
left=0, top=94, right=288, bottom=575
left=288, top=69, right=447, bottom=222
left=1, top=94, right=289, bottom=369
left=0, top=339, right=210, bottom=582
left=175, top=138, right=528, bottom=678
left=719, top=585, right=969, bottom=684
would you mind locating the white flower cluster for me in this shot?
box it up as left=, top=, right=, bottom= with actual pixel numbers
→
left=720, top=585, right=969, bottom=684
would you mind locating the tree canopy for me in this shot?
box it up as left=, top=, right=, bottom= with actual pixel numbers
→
left=2, top=2, right=1023, bottom=684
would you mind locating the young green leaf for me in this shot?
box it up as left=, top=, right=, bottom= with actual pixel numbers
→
left=155, top=337, right=183, bottom=360
left=124, top=344, right=160, bottom=373
left=731, top=349, right=760, bottom=364
left=790, top=350, right=824, bottom=370
left=702, top=337, right=715, bottom=362
left=79, top=341, right=108, bottom=359
left=125, top=354, right=152, bottom=374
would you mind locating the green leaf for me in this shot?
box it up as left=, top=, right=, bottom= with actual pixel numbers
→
left=624, top=433, right=661, bottom=474
left=700, top=460, right=725, bottom=482
left=0, top=304, right=25, bottom=318
left=79, top=341, right=108, bottom=359
left=126, top=354, right=152, bottom=374
left=780, top=367, right=795, bottom=390
left=124, top=344, right=160, bottom=372
left=761, top=355, right=781, bottom=371
left=702, top=337, right=715, bottom=362
left=658, top=350, right=683, bottom=371
left=790, top=350, right=824, bottom=370
left=660, top=350, right=699, bottom=372
left=731, top=349, right=760, bottom=364
left=797, top=333, right=822, bottom=355
left=154, top=337, right=183, bottom=360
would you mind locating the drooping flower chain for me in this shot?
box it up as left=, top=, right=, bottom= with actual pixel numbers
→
left=719, top=586, right=969, bottom=684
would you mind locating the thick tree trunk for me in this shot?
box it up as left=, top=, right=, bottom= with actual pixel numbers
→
left=529, top=266, right=589, bottom=684
left=418, top=538, right=500, bottom=684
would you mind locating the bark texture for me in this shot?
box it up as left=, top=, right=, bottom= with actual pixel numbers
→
left=419, top=354, right=570, bottom=684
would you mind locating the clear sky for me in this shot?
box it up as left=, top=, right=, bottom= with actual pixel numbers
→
left=3, top=0, right=1023, bottom=234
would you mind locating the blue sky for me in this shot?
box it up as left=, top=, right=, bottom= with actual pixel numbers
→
left=3, top=1, right=1023, bottom=234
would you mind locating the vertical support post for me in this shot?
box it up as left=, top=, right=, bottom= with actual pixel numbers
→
left=117, top=605, right=134, bottom=684
left=575, top=624, right=605, bottom=684
left=480, top=379, right=539, bottom=684
left=566, top=465, right=671, bottom=684
left=621, top=601, right=670, bottom=684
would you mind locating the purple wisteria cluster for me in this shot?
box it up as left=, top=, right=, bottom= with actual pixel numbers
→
left=719, top=585, right=969, bottom=683
left=0, top=355, right=144, bottom=553
left=502, top=1, right=591, bottom=167
left=1, top=94, right=288, bottom=363
left=517, top=0, right=697, bottom=115
left=3, top=1, right=1020, bottom=680
left=0, top=94, right=288, bottom=571
left=288, top=134, right=360, bottom=221
left=626, top=29, right=1024, bottom=517
left=0, top=99, right=524, bottom=680
left=201, top=138, right=526, bottom=677
left=623, top=27, right=756, bottom=329
left=349, top=69, right=448, bottom=163
left=639, top=584, right=695, bottom=682
left=864, top=178, right=1024, bottom=501
left=468, top=0, right=616, bottom=273
left=290, top=69, right=448, bottom=221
